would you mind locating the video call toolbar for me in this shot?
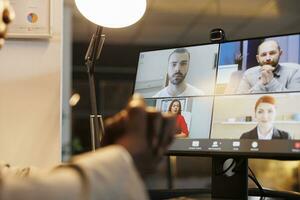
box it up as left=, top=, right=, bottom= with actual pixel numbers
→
left=169, top=139, right=300, bottom=155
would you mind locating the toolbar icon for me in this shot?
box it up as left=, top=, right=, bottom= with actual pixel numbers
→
left=192, top=141, right=199, bottom=147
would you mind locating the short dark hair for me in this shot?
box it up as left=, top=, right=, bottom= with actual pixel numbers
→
left=257, top=40, right=281, bottom=55
left=168, top=48, right=190, bottom=62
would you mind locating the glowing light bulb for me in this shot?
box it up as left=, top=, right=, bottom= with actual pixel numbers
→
left=75, top=0, right=147, bottom=28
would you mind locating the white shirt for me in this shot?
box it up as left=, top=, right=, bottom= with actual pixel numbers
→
left=257, top=126, right=274, bottom=140
left=153, top=83, right=204, bottom=97
left=0, top=145, right=148, bottom=200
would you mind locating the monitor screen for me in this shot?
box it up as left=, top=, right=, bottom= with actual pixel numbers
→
left=134, top=33, right=300, bottom=159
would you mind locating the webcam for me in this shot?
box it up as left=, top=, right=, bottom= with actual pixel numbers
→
left=210, top=28, right=226, bottom=43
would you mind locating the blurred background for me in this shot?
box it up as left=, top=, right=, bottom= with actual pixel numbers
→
left=63, top=0, right=300, bottom=193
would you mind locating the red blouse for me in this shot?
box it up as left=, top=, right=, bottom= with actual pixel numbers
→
left=176, top=114, right=189, bottom=137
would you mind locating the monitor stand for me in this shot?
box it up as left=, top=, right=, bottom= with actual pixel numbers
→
left=212, top=157, right=248, bottom=199
left=149, top=156, right=300, bottom=199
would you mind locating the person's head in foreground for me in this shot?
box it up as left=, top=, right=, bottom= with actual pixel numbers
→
left=101, top=94, right=177, bottom=175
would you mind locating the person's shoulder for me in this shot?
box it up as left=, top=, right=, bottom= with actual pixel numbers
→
left=185, top=83, right=205, bottom=95
left=280, top=130, right=291, bottom=139
left=243, top=66, right=260, bottom=75
left=240, top=131, right=251, bottom=139
left=274, top=128, right=291, bottom=139
left=279, top=63, right=300, bottom=71
left=240, top=127, right=257, bottom=139
left=153, top=87, right=168, bottom=97
left=177, top=114, right=185, bottom=120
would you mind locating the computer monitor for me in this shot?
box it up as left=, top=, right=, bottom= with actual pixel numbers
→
left=134, top=32, right=300, bottom=198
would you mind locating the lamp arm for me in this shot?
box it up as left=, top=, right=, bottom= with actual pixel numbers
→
left=85, top=26, right=105, bottom=150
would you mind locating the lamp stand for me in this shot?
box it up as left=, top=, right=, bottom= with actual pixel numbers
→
left=85, top=26, right=105, bottom=151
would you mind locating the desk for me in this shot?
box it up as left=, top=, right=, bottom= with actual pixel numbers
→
left=149, top=188, right=300, bottom=200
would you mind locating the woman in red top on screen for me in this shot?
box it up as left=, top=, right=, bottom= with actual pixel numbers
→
left=168, top=99, right=189, bottom=138
left=240, top=95, right=291, bottom=140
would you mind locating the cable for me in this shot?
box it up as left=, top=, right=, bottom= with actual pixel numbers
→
left=248, top=174, right=265, bottom=197
left=248, top=167, right=263, bottom=191
left=248, top=166, right=265, bottom=197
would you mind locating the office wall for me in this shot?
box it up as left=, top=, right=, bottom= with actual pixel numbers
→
left=0, top=0, right=62, bottom=168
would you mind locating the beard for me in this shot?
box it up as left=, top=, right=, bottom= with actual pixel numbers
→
left=259, top=59, right=279, bottom=68
left=169, top=72, right=186, bottom=85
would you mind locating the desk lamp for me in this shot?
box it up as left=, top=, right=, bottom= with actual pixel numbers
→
left=74, top=0, right=147, bottom=150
